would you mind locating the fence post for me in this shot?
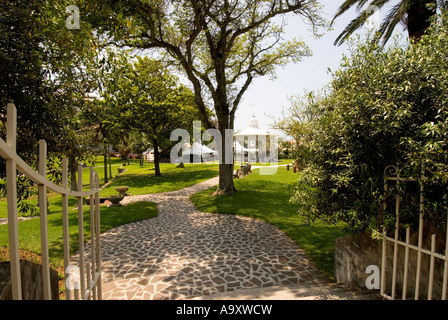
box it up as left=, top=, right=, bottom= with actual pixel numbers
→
left=89, top=167, right=96, bottom=299
left=95, top=184, right=102, bottom=299
left=414, top=166, right=425, bottom=300
left=77, top=164, right=85, bottom=299
left=443, top=207, right=448, bottom=300
left=61, top=157, right=71, bottom=300
left=6, top=103, right=22, bottom=300
left=38, top=139, right=52, bottom=299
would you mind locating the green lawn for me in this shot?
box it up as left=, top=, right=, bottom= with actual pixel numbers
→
left=190, top=167, right=349, bottom=280
left=233, top=159, right=294, bottom=166
left=81, top=156, right=123, bottom=189
left=99, top=161, right=220, bottom=197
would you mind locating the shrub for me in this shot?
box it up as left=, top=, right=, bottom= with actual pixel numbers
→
left=291, top=15, right=448, bottom=234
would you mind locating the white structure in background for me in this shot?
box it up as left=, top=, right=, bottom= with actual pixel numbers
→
left=234, top=114, right=276, bottom=164
left=143, top=149, right=154, bottom=162
left=182, top=142, right=218, bottom=162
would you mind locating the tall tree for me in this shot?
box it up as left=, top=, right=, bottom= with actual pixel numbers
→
left=332, top=0, right=448, bottom=45
left=1, top=0, right=99, bottom=206
left=115, top=56, right=200, bottom=176
left=87, top=0, right=323, bottom=194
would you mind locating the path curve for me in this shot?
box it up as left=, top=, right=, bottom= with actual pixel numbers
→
left=71, top=176, right=329, bottom=300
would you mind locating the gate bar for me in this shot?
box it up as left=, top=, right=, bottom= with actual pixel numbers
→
left=402, top=227, right=410, bottom=300
left=414, top=171, right=425, bottom=300
left=443, top=208, right=448, bottom=300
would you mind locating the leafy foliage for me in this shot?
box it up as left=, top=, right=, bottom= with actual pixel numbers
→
left=95, top=54, right=202, bottom=176
left=0, top=0, right=102, bottom=208
left=287, top=15, right=448, bottom=233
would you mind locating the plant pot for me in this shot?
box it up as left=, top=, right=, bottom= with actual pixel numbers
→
left=118, top=167, right=126, bottom=174
left=115, top=186, right=129, bottom=196
left=107, top=195, right=124, bottom=207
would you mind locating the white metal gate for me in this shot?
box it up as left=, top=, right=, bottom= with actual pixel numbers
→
left=0, top=103, right=102, bottom=300
left=380, top=165, right=448, bottom=300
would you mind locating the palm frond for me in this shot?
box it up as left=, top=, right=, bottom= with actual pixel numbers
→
left=437, top=0, right=448, bottom=11
left=377, top=2, right=407, bottom=45
left=332, top=0, right=363, bottom=25
left=334, top=1, right=388, bottom=46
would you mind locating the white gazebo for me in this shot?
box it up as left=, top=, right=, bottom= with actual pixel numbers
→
left=234, top=114, right=273, bottom=163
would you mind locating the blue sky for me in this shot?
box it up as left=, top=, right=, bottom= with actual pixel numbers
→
left=234, top=0, right=407, bottom=133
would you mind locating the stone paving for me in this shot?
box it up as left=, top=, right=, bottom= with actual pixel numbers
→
left=71, top=176, right=330, bottom=300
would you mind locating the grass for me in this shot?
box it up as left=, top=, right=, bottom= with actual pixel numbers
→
left=99, top=161, right=220, bottom=197
left=233, top=159, right=294, bottom=166
left=190, top=167, right=349, bottom=280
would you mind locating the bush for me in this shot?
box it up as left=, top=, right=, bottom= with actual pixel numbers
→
left=291, top=15, right=448, bottom=234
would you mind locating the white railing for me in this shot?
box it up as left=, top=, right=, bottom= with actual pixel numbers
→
left=0, top=103, right=102, bottom=300
left=380, top=165, right=448, bottom=300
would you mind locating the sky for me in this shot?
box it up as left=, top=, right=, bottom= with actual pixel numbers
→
left=233, top=0, right=407, bottom=134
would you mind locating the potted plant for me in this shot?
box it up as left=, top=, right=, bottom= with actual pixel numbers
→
left=107, top=194, right=124, bottom=207
left=117, top=167, right=126, bottom=174
left=115, top=186, right=130, bottom=196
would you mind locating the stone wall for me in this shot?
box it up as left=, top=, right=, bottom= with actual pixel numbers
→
left=0, top=260, right=59, bottom=300
left=334, top=233, right=382, bottom=289
left=335, top=232, right=446, bottom=300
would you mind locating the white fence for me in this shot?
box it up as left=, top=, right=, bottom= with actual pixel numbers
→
left=0, top=103, right=102, bottom=300
left=380, top=165, right=448, bottom=300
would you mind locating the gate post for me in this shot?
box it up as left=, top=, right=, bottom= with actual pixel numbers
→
left=6, top=103, right=22, bottom=300
left=38, top=139, right=52, bottom=299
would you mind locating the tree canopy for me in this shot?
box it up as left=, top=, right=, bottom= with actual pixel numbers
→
left=111, top=56, right=201, bottom=176
left=85, top=0, right=326, bottom=194
left=0, top=0, right=99, bottom=204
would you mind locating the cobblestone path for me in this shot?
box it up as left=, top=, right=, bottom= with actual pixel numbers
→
left=72, top=176, right=329, bottom=300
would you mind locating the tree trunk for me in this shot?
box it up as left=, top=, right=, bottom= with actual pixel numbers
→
left=69, top=153, right=77, bottom=191
left=214, top=162, right=236, bottom=195
left=406, top=2, right=433, bottom=41
left=153, top=140, right=161, bottom=177
left=103, top=142, right=108, bottom=184
left=213, top=110, right=236, bottom=195
left=108, top=147, right=112, bottom=179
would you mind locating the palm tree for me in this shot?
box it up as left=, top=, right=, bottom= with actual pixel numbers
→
left=332, top=0, right=448, bottom=45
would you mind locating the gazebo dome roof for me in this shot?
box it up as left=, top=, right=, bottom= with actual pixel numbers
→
left=248, top=115, right=259, bottom=129
left=234, top=113, right=271, bottom=137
